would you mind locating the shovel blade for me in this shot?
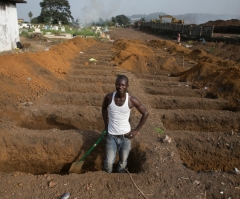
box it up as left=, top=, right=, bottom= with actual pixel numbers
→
left=69, top=161, right=84, bottom=174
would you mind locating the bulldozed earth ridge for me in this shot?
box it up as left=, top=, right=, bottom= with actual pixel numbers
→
left=0, top=28, right=239, bottom=199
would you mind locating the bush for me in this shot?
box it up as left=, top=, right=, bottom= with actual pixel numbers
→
left=20, top=31, right=29, bottom=38
left=65, top=27, right=96, bottom=37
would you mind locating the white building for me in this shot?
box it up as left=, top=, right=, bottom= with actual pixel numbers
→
left=0, top=0, right=26, bottom=52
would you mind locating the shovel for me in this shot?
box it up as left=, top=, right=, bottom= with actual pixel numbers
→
left=69, top=130, right=106, bottom=173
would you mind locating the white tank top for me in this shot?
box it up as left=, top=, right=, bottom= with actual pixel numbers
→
left=108, top=92, right=131, bottom=135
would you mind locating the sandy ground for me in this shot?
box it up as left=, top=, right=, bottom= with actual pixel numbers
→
left=0, top=28, right=239, bottom=199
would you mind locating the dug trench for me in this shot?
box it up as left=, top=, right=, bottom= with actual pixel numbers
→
left=0, top=29, right=240, bottom=199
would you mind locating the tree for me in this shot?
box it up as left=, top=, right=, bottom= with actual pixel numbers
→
left=28, top=11, right=33, bottom=23
left=115, top=15, right=130, bottom=26
left=31, top=17, right=39, bottom=24
left=38, top=0, right=74, bottom=25
left=95, top=18, right=104, bottom=26
left=105, top=19, right=114, bottom=27
left=111, top=17, right=116, bottom=24
left=70, top=19, right=80, bottom=28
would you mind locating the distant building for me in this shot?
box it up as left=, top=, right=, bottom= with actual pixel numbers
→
left=0, top=0, right=26, bottom=52
left=18, top=18, right=24, bottom=24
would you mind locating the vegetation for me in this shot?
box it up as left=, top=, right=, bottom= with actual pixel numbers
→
left=38, top=0, right=74, bottom=25
left=19, top=26, right=96, bottom=38
left=20, top=2, right=131, bottom=40
left=70, top=28, right=95, bottom=37
left=41, top=27, right=96, bottom=37
left=28, top=11, right=33, bottom=23
left=154, top=127, right=164, bottom=134
left=112, top=15, right=131, bottom=26
left=92, top=18, right=114, bottom=27
left=31, top=17, right=39, bottom=24
left=20, top=30, right=30, bottom=38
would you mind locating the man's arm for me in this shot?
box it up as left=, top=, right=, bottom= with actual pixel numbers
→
left=128, top=96, right=149, bottom=138
left=102, top=94, right=111, bottom=133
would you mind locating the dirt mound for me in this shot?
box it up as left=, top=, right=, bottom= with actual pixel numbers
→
left=188, top=48, right=237, bottom=68
left=202, top=19, right=240, bottom=26
left=147, top=40, right=176, bottom=49
left=0, top=37, right=96, bottom=108
left=113, top=39, right=157, bottom=73
left=189, top=48, right=208, bottom=57
left=180, top=62, right=240, bottom=103
left=117, top=37, right=240, bottom=103
left=168, top=44, right=191, bottom=55
left=113, top=39, right=187, bottom=74
left=188, top=49, right=216, bottom=63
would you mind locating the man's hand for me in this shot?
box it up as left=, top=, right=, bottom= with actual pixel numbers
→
left=126, top=129, right=139, bottom=139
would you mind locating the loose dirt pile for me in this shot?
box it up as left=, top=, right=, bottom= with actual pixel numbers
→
left=112, top=37, right=240, bottom=105
left=202, top=19, right=240, bottom=26
left=112, top=39, right=191, bottom=74
left=0, top=28, right=239, bottom=199
left=0, top=37, right=96, bottom=107
left=180, top=62, right=240, bottom=103
left=113, top=39, right=155, bottom=73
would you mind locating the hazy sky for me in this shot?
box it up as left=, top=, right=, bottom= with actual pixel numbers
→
left=17, top=0, right=240, bottom=22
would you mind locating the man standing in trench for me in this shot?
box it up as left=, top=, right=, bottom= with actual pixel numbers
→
left=102, top=75, right=149, bottom=173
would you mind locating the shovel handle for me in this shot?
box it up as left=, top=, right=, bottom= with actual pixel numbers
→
left=79, top=131, right=106, bottom=162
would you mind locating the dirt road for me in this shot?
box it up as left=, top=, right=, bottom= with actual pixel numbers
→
left=0, top=28, right=239, bottom=199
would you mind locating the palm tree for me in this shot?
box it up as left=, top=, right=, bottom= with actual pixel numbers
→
left=28, top=11, right=33, bottom=23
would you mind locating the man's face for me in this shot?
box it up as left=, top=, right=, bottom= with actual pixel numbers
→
left=115, top=78, right=128, bottom=94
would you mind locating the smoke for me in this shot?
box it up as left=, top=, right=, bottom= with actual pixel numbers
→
left=78, top=0, right=121, bottom=27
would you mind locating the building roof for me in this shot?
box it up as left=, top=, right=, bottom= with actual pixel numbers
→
left=6, top=0, right=27, bottom=3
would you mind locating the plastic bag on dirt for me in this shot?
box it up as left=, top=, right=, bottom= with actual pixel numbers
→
left=89, top=58, right=97, bottom=62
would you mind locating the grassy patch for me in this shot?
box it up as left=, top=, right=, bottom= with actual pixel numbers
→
left=20, top=31, right=29, bottom=38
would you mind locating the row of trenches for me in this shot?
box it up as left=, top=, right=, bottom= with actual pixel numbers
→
left=0, top=43, right=147, bottom=175
left=139, top=73, right=240, bottom=172
left=2, top=42, right=240, bottom=175
left=3, top=107, right=146, bottom=174
left=175, top=131, right=240, bottom=172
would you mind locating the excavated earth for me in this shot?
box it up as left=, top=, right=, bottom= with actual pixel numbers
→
left=0, top=28, right=240, bottom=199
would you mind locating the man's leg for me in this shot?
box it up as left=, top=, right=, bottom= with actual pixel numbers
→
left=117, top=137, right=131, bottom=173
left=104, top=134, right=117, bottom=173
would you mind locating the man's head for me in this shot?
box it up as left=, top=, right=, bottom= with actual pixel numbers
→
left=115, top=75, right=129, bottom=94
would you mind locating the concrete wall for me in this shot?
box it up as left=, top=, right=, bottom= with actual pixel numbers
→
left=0, top=2, right=19, bottom=52
left=214, top=26, right=240, bottom=34
left=140, top=22, right=214, bottom=39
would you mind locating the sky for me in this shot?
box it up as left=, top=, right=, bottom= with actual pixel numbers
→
left=17, top=0, right=240, bottom=23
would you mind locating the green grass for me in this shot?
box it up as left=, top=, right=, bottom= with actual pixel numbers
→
left=68, top=28, right=96, bottom=37
left=20, top=31, right=29, bottom=38
left=41, top=29, right=61, bottom=35
left=154, top=127, right=164, bottom=134
left=20, top=24, right=97, bottom=38
left=41, top=27, right=96, bottom=37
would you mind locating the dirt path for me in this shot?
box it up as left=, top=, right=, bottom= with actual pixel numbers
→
left=0, top=28, right=239, bottom=199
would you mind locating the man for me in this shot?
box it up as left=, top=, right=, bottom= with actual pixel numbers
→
left=102, top=75, right=149, bottom=173
left=198, top=37, right=206, bottom=45
left=177, top=33, right=181, bottom=43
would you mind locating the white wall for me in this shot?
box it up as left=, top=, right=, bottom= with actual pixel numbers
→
left=0, top=2, right=20, bottom=52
